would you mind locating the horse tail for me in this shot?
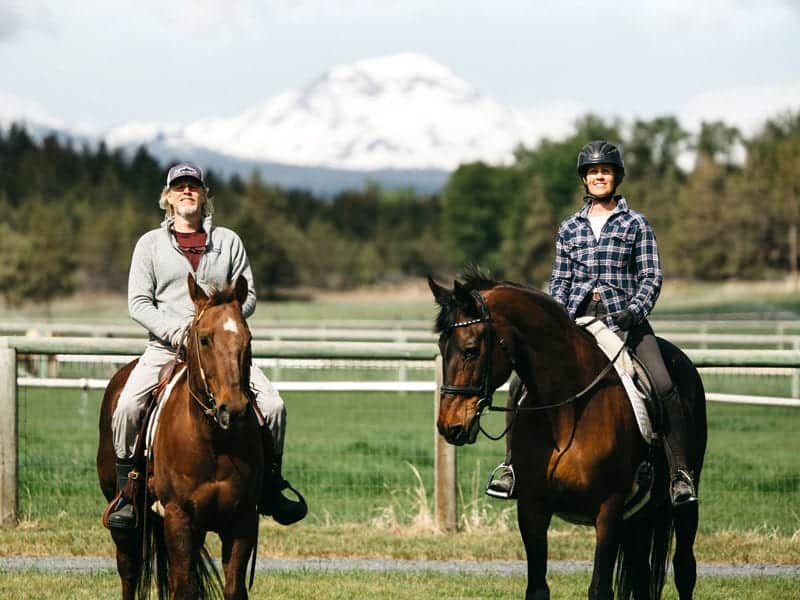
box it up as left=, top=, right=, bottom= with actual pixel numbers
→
left=196, top=545, right=224, bottom=599
left=614, top=509, right=674, bottom=600
left=137, top=515, right=170, bottom=600
left=135, top=515, right=222, bottom=599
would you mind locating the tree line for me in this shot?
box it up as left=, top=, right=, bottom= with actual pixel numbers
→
left=0, top=110, right=797, bottom=307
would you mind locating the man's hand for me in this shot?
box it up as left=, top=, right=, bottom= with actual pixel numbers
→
left=615, top=308, right=636, bottom=331
left=170, top=323, right=190, bottom=349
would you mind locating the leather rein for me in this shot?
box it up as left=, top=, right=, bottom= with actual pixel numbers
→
left=439, top=290, right=625, bottom=441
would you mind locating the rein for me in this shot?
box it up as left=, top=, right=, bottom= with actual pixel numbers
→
left=439, top=292, right=627, bottom=441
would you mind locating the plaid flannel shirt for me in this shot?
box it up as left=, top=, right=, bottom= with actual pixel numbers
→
left=549, top=197, right=662, bottom=331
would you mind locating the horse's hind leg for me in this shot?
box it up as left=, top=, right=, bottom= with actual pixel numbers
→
left=588, top=496, right=626, bottom=600
left=220, top=511, right=259, bottom=599
left=672, top=503, right=699, bottom=599
left=110, top=529, right=143, bottom=600
left=620, top=518, right=653, bottom=600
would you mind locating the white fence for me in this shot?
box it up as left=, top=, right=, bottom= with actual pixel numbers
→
left=2, top=335, right=800, bottom=530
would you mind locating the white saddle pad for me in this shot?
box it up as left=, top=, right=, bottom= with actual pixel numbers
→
left=144, top=366, right=187, bottom=458
left=576, top=317, right=658, bottom=444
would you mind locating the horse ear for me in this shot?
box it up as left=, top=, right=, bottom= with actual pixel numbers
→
left=427, top=275, right=452, bottom=307
left=453, top=280, right=473, bottom=308
left=187, top=273, right=208, bottom=304
left=234, top=275, right=248, bottom=307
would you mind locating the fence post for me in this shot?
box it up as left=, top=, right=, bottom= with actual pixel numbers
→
left=434, top=354, right=457, bottom=531
left=0, top=339, right=17, bottom=524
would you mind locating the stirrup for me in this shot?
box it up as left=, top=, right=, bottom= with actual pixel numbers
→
left=485, top=463, right=516, bottom=499
left=670, top=469, right=697, bottom=507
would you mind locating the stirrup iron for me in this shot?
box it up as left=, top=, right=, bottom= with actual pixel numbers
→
left=485, top=463, right=516, bottom=499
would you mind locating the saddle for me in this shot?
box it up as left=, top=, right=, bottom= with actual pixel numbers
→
left=576, top=316, right=660, bottom=444
left=102, top=357, right=185, bottom=529
left=575, top=317, right=662, bottom=521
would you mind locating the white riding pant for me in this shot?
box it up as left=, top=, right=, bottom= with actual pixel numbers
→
left=111, top=341, right=286, bottom=459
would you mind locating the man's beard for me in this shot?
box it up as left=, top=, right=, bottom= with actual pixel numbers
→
left=175, top=203, right=201, bottom=219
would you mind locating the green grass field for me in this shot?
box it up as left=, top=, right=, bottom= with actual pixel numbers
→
left=1, top=569, right=798, bottom=600
left=15, top=379, right=800, bottom=536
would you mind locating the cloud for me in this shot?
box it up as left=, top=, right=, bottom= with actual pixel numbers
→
left=0, top=2, right=57, bottom=43
left=681, top=81, right=800, bottom=135
left=0, top=6, right=23, bottom=41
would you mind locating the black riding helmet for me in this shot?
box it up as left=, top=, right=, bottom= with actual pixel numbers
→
left=576, top=140, right=625, bottom=186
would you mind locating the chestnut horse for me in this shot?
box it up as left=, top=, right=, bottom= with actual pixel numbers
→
left=429, top=272, right=706, bottom=600
left=97, top=275, right=264, bottom=599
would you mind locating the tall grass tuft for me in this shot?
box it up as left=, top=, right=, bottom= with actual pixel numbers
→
left=370, top=461, right=515, bottom=534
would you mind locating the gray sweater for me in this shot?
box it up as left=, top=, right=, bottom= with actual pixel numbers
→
left=128, top=215, right=256, bottom=346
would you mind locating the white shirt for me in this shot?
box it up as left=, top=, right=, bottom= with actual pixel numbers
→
left=588, top=214, right=610, bottom=241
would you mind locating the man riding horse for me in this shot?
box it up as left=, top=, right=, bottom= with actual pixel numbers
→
left=106, top=162, right=306, bottom=528
left=487, top=140, right=697, bottom=508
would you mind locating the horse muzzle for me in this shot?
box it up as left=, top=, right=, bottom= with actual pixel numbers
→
left=437, top=418, right=480, bottom=446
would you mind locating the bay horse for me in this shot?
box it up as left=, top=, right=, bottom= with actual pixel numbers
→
left=97, top=274, right=264, bottom=599
left=429, top=272, right=707, bottom=600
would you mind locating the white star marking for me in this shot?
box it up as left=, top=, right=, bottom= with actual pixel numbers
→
left=223, top=317, right=239, bottom=334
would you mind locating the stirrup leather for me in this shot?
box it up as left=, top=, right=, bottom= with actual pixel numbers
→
left=485, top=463, right=516, bottom=499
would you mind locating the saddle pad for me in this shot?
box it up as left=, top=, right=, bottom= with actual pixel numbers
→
left=576, top=317, right=657, bottom=444
left=144, top=365, right=187, bottom=458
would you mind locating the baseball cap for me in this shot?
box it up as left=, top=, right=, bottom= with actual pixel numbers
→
left=166, top=162, right=205, bottom=187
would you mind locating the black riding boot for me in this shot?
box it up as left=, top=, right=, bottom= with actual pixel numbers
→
left=661, top=387, right=697, bottom=507
left=259, top=454, right=308, bottom=525
left=108, top=458, right=137, bottom=530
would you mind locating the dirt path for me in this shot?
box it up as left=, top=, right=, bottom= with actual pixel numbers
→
left=1, top=556, right=798, bottom=577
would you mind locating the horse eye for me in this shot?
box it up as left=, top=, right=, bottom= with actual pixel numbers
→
left=462, top=347, right=479, bottom=360
left=199, top=335, right=210, bottom=347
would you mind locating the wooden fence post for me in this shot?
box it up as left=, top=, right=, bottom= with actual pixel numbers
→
left=0, top=339, right=17, bottom=524
left=434, top=354, right=457, bottom=531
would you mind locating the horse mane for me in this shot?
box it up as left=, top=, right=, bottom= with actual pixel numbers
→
left=434, top=266, right=571, bottom=333
left=204, top=284, right=240, bottom=308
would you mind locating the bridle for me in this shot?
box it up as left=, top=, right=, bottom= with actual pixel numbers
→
left=439, top=289, right=626, bottom=441
left=439, top=290, right=516, bottom=419
left=185, top=305, right=252, bottom=427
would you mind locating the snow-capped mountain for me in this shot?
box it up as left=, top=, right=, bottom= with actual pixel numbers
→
left=105, top=53, right=579, bottom=171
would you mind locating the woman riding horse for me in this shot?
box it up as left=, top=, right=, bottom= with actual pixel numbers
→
left=488, top=140, right=697, bottom=508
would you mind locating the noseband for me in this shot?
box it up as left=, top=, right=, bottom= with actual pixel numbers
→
left=439, top=290, right=516, bottom=415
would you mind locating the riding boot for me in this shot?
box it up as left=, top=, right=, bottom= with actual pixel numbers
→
left=259, top=454, right=308, bottom=525
left=108, top=458, right=137, bottom=530
left=485, top=461, right=516, bottom=499
left=661, top=387, right=697, bottom=507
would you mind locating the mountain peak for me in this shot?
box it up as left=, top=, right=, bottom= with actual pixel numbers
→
left=100, top=53, right=575, bottom=172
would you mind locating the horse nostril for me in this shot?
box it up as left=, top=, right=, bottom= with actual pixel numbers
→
left=217, top=404, right=231, bottom=429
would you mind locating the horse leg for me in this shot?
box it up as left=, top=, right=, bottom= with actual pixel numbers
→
left=163, top=504, right=200, bottom=599
left=110, top=529, right=143, bottom=600
left=672, top=502, right=699, bottom=599
left=517, top=498, right=552, bottom=600
left=620, top=518, right=653, bottom=600
left=588, top=496, right=625, bottom=600
left=220, top=511, right=258, bottom=600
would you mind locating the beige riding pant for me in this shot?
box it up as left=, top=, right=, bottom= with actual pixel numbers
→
left=111, top=341, right=286, bottom=459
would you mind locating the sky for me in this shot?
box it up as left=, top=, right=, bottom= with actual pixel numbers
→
left=1, top=0, right=799, bottom=137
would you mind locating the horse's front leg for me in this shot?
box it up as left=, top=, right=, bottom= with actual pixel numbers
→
left=163, top=503, right=200, bottom=599
left=588, top=494, right=625, bottom=600
left=517, top=496, right=552, bottom=600
left=220, top=509, right=259, bottom=600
